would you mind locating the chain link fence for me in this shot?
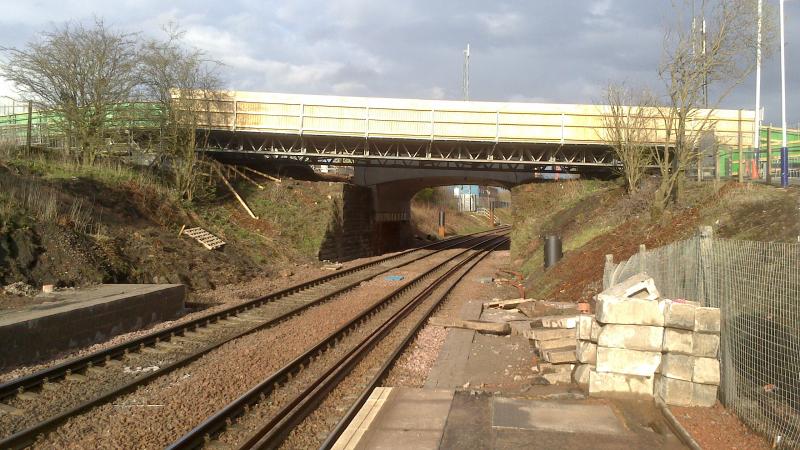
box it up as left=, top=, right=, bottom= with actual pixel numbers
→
left=604, top=230, right=800, bottom=447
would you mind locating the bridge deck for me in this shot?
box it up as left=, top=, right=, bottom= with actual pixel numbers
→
left=193, top=91, right=755, bottom=149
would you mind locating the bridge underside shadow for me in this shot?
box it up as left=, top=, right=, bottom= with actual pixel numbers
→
left=319, top=167, right=534, bottom=260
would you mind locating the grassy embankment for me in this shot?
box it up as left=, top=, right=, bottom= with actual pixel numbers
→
left=511, top=178, right=800, bottom=302
left=0, top=150, right=339, bottom=292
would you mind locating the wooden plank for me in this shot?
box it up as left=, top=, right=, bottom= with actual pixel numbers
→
left=483, top=298, right=534, bottom=310
left=545, top=349, right=578, bottom=364
left=213, top=165, right=258, bottom=219
left=428, top=317, right=510, bottom=335
left=240, top=165, right=281, bottom=183
left=530, top=327, right=577, bottom=341
left=535, top=337, right=577, bottom=351
left=227, top=165, right=264, bottom=189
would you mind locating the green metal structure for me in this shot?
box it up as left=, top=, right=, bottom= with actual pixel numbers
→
left=718, top=126, right=800, bottom=180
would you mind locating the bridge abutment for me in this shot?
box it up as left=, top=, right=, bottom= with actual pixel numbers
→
left=317, top=184, right=415, bottom=262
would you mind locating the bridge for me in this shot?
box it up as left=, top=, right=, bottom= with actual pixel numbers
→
left=0, top=91, right=761, bottom=259
left=194, top=90, right=756, bottom=173
left=183, top=90, right=756, bottom=258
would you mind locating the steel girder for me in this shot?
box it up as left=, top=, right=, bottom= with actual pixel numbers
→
left=198, top=131, right=621, bottom=173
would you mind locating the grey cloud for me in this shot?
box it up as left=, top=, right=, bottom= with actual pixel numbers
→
left=0, top=0, right=796, bottom=123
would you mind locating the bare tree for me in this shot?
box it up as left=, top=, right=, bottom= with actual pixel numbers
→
left=601, top=84, right=659, bottom=194
left=653, top=0, right=775, bottom=211
left=139, top=27, right=224, bottom=201
left=0, top=19, right=140, bottom=164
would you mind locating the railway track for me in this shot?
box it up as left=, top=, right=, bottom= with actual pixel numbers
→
left=167, top=232, right=509, bottom=449
left=0, top=227, right=507, bottom=449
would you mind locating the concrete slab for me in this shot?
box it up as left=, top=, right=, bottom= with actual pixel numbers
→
left=341, top=390, right=688, bottom=450
left=425, top=300, right=481, bottom=389
left=0, top=284, right=185, bottom=368
left=492, top=397, right=628, bottom=435
left=439, top=390, right=492, bottom=450
left=346, top=388, right=455, bottom=450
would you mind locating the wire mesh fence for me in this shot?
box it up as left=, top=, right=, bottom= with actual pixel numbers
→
left=604, top=230, right=800, bottom=447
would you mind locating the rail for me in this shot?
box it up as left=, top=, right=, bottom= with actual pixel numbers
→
left=167, top=232, right=507, bottom=449
left=0, top=228, right=506, bottom=449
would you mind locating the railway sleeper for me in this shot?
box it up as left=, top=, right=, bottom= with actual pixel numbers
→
left=0, top=402, right=24, bottom=416
left=16, top=391, right=39, bottom=401
left=64, top=372, right=88, bottom=382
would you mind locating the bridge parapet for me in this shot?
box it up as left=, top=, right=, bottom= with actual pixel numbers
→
left=187, top=90, right=755, bottom=150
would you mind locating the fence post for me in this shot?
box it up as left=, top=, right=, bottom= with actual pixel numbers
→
left=603, top=254, right=614, bottom=290
left=638, top=244, right=647, bottom=274
left=697, top=226, right=714, bottom=305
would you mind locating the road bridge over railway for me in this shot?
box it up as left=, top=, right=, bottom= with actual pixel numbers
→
left=196, top=91, right=755, bottom=172
left=195, top=91, right=756, bottom=257
left=0, top=91, right=757, bottom=259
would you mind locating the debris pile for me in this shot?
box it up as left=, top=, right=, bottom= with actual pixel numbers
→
left=3, top=282, right=38, bottom=297
left=572, top=273, right=721, bottom=406
left=480, top=298, right=579, bottom=384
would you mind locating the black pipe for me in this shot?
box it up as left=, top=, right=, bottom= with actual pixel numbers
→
left=543, top=234, right=562, bottom=269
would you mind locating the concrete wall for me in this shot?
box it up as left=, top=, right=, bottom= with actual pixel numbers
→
left=0, top=284, right=185, bottom=369
left=318, top=167, right=536, bottom=261
left=318, top=185, right=380, bottom=261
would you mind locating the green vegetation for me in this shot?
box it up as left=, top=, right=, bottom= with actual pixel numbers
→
left=511, top=178, right=800, bottom=303
left=511, top=179, right=611, bottom=276
left=0, top=148, right=340, bottom=290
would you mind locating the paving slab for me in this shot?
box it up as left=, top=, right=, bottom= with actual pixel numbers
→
left=492, top=397, right=627, bottom=435
left=425, top=300, right=481, bottom=389
left=337, top=390, right=689, bottom=450
left=341, top=388, right=455, bottom=450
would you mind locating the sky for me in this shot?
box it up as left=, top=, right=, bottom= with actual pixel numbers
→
left=0, top=0, right=797, bottom=125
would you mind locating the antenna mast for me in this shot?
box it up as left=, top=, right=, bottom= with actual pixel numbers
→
left=462, top=44, right=470, bottom=101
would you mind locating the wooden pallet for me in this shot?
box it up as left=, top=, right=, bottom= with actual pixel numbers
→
left=181, top=226, right=226, bottom=250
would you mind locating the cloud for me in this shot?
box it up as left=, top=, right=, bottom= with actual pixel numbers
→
left=477, top=11, right=523, bottom=37
left=590, top=0, right=613, bottom=17
left=0, top=0, right=796, bottom=123
left=332, top=81, right=370, bottom=96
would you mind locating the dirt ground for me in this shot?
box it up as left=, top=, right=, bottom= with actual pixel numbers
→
left=671, top=403, right=771, bottom=450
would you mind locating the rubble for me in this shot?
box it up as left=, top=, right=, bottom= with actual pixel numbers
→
left=663, top=328, right=693, bottom=354
left=585, top=274, right=721, bottom=407
left=589, top=369, right=655, bottom=396
left=576, top=341, right=597, bottom=364
left=483, top=298, right=533, bottom=310
left=663, top=300, right=698, bottom=330
left=572, top=363, right=592, bottom=386
left=530, top=327, right=575, bottom=341
left=3, top=281, right=38, bottom=297
left=596, top=347, right=662, bottom=377
left=577, top=315, right=594, bottom=340
left=597, top=324, right=664, bottom=352
left=694, top=307, right=722, bottom=333
left=595, top=296, right=666, bottom=326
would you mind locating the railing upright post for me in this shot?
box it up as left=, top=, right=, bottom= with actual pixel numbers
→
left=737, top=109, right=743, bottom=183
left=26, top=100, right=33, bottom=154
left=765, top=126, right=772, bottom=185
